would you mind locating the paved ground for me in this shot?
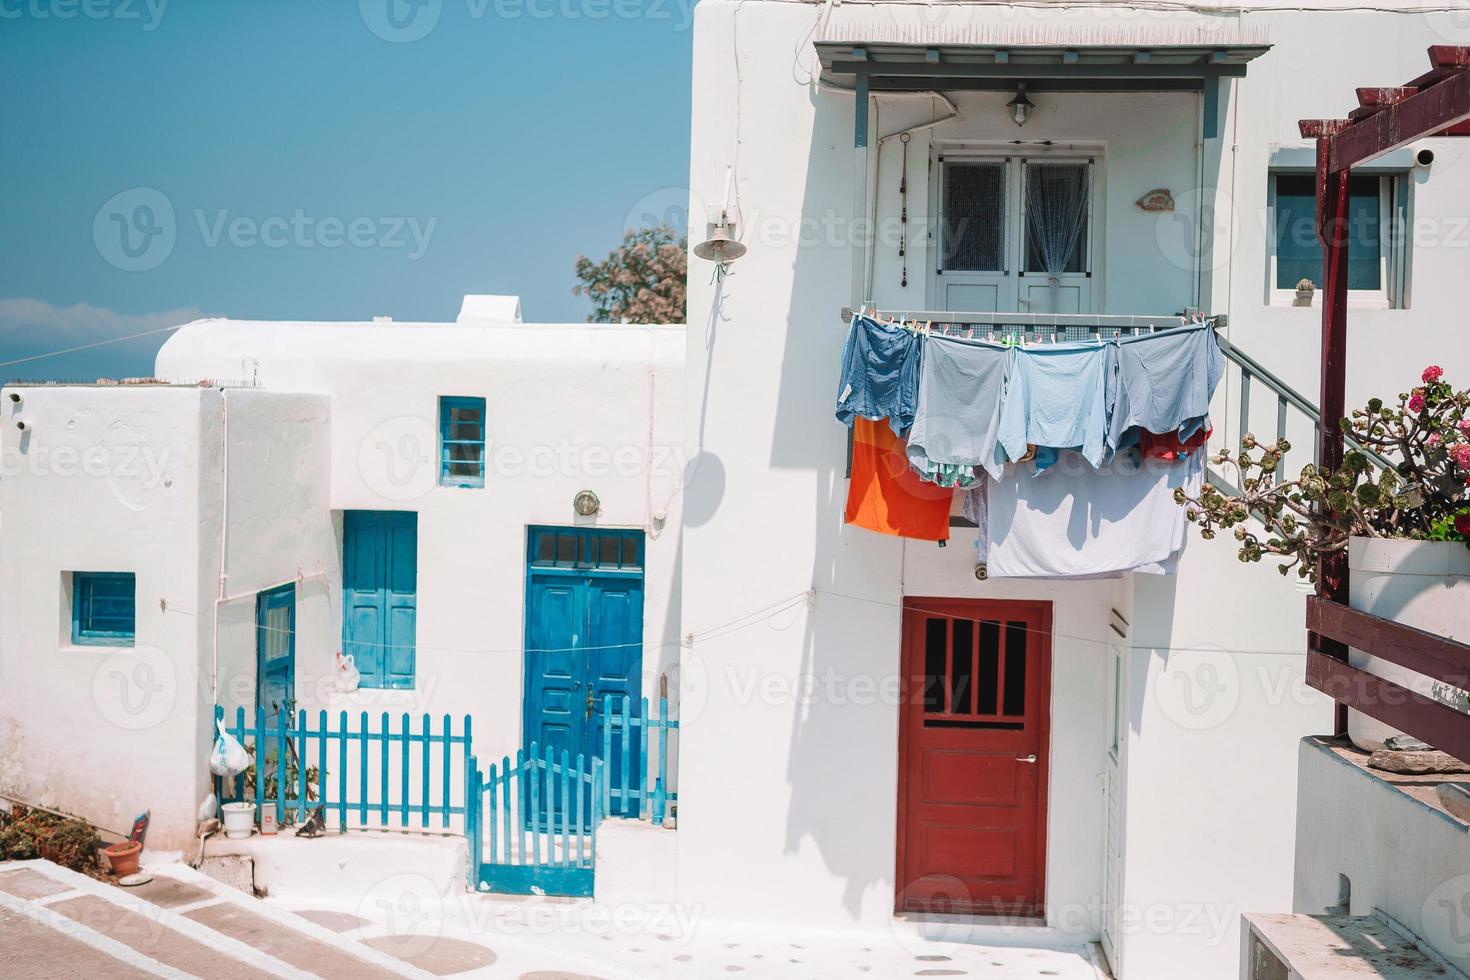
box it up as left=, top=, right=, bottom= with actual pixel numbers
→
left=0, top=859, right=1107, bottom=979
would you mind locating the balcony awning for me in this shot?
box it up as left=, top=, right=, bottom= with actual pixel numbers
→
left=816, top=18, right=1271, bottom=137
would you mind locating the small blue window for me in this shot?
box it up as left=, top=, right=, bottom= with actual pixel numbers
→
left=72, top=572, right=136, bottom=646
left=439, top=396, right=486, bottom=488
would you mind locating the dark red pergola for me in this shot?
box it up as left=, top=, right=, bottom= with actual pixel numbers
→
left=1298, top=46, right=1470, bottom=749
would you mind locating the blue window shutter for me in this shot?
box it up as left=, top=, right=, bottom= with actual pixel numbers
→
left=72, top=572, right=136, bottom=646
left=385, top=512, right=418, bottom=689
left=343, top=511, right=417, bottom=689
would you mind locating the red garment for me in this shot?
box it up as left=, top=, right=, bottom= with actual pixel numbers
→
left=845, top=417, right=952, bottom=541
left=1139, top=423, right=1212, bottom=461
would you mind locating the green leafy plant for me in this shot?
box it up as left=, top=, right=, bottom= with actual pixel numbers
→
left=1177, top=366, right=1470, bottom=581
left=241, top=743, right=323, bottom=825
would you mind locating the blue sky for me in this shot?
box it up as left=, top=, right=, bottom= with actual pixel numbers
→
left=0, top=0, right=694, bottom=383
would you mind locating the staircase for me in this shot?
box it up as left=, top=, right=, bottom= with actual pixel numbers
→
left=0, top=858, right=621, bottom=979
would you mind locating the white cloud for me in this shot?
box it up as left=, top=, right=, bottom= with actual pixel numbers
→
left=0, top=298, right=205, bottom=369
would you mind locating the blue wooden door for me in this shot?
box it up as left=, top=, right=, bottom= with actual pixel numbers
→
left=523, top=527, right=644, bottom=814
left=256, top=583, right=295, bottom=718
left=343, top=511, right=418, bottom=689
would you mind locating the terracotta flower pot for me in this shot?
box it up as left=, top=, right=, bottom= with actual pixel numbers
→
left=104, top=840, right=142, bottom=877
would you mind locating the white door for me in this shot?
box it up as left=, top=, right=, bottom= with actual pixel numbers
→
left=931, top=153, right=1095, bottom=315
left=1101, top=641, right=1127, bottom=974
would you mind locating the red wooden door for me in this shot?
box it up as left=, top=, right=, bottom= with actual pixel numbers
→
left=896, top=598, right=1052, bottom=917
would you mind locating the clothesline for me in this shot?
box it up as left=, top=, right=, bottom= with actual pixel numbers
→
left=839, top=305, right=1223, bottom=345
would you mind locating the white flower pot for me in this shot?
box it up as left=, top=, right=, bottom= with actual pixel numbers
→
left=221, top=801, right=256, bottom=840
left=1347, top=537, right=1470, bottom=751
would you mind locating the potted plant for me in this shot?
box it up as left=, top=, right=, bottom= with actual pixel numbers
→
left=1294, top=278, right=1316, bottom=307
left=103, top=839, right=143, bottom=876
left=1176, top=365, right=1470, bottom=751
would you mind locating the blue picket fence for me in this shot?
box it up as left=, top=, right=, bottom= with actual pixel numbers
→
left=215, top=705, right=473, bottom=831
left=602, top=695, right=678, bottom=825
left=467, top=744, right=605, bottom=897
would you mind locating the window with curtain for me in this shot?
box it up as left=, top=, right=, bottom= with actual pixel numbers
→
left=1023, top=163, right=1090, bottom=276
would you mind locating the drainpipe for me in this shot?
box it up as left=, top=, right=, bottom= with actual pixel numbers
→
left=210, top=388, right=229, bottom=705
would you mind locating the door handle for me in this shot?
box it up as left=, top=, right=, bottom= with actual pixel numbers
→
left=586, top=689, right=596, bottom=720
left=1016, top=754, right=1038, bottom=764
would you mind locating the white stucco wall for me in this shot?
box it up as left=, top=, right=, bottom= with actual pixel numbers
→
left=211, top=389, right=336, bottom=723
left=0, top=385, right=216, bottom=848
left=1294, top=737, right=1470, bottom=976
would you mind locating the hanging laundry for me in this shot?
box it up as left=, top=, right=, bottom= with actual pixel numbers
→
left=982, top=450, right=1204, bottom=579
left=997, top=340, right=1110, bottom=470
left=1108, top=324, right=1224, bottom=453
left=834, top=314, right=922, bottom=436
left=845, top=417, right=952, bottom=542
left=904, top=335, right=1012, bottom=480
left=1138, top=423, right=1212, bottom=461
left=911, top=457, right=979, bottom=488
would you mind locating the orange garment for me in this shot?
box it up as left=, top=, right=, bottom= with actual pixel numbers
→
left=845, top=417, right=952, bottom=542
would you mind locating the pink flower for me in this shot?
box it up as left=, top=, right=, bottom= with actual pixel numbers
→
left=1455, top=444, right=1470, bottom=469
left=1428, top=432, right=1443, bottom=448
left=1423, top=365, right=1445, bottom=383
left=1459, top=420, right=1470, bottom=435
left=1409, top=394, right=1426, bottom=413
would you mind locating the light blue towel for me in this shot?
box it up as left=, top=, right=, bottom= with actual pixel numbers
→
left=905, top=335, right=1013, bottom=480
left=1108, top=324, right=1224, bottom=451
left=997, top=340, right=1110, bottom=469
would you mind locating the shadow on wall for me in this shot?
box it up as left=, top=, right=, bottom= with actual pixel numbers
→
left=770, top=81, right=903, bottom=920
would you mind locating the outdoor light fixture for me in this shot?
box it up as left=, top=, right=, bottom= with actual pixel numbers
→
left=693, top=208, right=747, bottom=264
left=573, top=490, right=601, bottom=517
left=1007, top=84, right=1035, bottom=127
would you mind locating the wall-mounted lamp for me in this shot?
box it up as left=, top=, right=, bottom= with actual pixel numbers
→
left=573, top=489, right=601, bottom=517
left=1007, top=84, right=1035, bottom=127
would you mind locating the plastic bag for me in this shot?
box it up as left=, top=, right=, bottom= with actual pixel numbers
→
left=336, top=652, right=361, bottom=694
left=209, top=720, right=249, bottom=776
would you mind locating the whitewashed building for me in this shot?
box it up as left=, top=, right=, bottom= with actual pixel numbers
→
left=676, top=2, right=1470, bottom=979
left=0, top=301, right=685, bottom=856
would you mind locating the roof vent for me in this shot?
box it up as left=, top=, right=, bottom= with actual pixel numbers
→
left=457, top=294, right=522, bottom=324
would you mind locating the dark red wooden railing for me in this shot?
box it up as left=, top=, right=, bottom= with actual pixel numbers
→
left=1299, top=47, right=1470, bottom=749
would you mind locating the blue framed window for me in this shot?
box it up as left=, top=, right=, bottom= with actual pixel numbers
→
left=439, top=396, right=486, bottom=488
left=72, top=572, right=136, bottom=646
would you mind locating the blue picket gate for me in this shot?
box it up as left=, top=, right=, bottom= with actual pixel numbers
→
left=467, top=743, right=605, bottom=897
left=602, top=695, right=678, bottom=824
left=215, top=705, right=473, bottom=831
